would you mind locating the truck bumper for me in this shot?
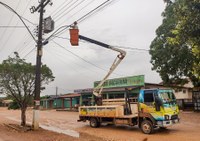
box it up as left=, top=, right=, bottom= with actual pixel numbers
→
left=156, top=118, right=180, bottom=127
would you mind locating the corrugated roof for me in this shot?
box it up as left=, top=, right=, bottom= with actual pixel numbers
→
left=59, top=93, right=81, bottom=98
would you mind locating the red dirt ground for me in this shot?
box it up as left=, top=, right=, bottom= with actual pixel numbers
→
left=0, top=107, right=200, bottom=141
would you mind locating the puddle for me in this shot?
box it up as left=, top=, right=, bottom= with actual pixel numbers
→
left=40, top=125, right=79, bottom=138
left=5, top=117, right=79, bottom=138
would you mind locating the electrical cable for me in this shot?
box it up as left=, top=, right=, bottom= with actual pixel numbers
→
left=50, top=35, right=149, bottom=52
left=77, top=0, right=112, bottom=23
left=5, top=0, right=36, bottom=56
left=0, top=2, right=37, bottom=44
left=44, top=86, right=73, bottom=93
left=55, top=0, right=95, bottom=29
left=20, top=16, right=37, bottom=25
left=43, top=47, right=98, bottom=80
left=115, top=46, right=149, bottom=52
left=44, top=25, right=70, bottom=43
left=45, top=42, right=107, bottom=75
left=20, top=0, right=116, bottom=59
left=54, top=0, right=86, bottom=22
left=46, top=0, right=113, bottom=42
left=22, top=46, right=36, bottom=59
left=9, top=29, right=34, bottom=56
left=0, top=0, right=22, bottom=50
left=52, top=40, right=122, bottom=76
left=0, top=26, right=28, bottom=28
left=50, top=0, right=72, bottom=17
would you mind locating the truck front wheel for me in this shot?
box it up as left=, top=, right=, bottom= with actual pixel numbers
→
left=90, top=118, right=100, bottom=128
left=141, top=120, right=154, bottom=134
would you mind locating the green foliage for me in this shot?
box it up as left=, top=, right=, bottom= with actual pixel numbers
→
left=0, top=52, right=55, bottom=125
left=8, top=100, right=20, bottom=110
left=150, top=0, right=200, bottom=86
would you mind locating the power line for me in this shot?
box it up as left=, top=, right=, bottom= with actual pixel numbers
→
left=22, top=46, right=36, bottom=59
left=43, top=47, right=98, bottom=80
left=45, top=42, right=107, bottom=75
left=9, top=32, right=34, bottom=56
left=44, top=86, right=73, bottom=93
left=0, top=0, right=22, bottom=49
left=76, top=0, right=112, bottom=23
left=115, top=46, right=149, bottom=52
left=54, top=0, right=86, bottom=22
left=0, top=2, right=37, bottom=46
left=20, top=16, right=37, bottom=25
left=56, top=0, right=96, bottom=28
left=3, top=0, right=37, bottom=58
left=0, top=26, right=28, bottom=28
left=46, top=0, right=113, bottom=42
left=51, top=35, right=149, bottom=52
left=0, top=0, right=35, bottom=53
left=52, top=40, right=122, bottom=76
left=51, top=0, right=73, bottom=18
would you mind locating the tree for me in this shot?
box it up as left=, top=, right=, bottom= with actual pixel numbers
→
left=0, top=52, right=54, bottom=126
left=150, top=0, right=200, bottom=86
left=169, top=0, right=200, bottom=86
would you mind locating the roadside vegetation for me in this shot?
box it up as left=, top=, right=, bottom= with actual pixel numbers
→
left=150, top=0, right=200, bottom=86
left=0, top=52, right=54, bottom=126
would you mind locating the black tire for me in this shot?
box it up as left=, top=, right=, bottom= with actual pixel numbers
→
left=141, top=120, right=154, bottom=134
left=90, top=118, right=100, bottom=128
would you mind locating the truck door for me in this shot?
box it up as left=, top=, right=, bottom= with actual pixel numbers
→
left=142, top=90, right=156, bottom=113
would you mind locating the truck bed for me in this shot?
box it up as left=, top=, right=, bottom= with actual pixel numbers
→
left=79, top=104, right=138, bottom=118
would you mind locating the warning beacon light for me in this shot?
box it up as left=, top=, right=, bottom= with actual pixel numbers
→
left=69, top=22, right=79, bottom=46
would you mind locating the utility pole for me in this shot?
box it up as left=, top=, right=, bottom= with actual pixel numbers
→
left=30, top=0, right=52, bottom=130
left=56, top=86, right=58, bottom=109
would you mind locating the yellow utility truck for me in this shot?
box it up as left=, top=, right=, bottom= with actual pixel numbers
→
left=70, top=22, right=179, bottom=134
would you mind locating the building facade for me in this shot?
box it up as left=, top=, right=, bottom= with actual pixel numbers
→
left=40, top=75, right=195, bottom=111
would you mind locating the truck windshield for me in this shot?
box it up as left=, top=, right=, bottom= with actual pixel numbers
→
left=159, top=91, right=176, bottom=104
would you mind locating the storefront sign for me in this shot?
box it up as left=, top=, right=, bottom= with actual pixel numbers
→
left=74, top=88, right=93, bottom=93
left=94, top=75, right=145, bottom=88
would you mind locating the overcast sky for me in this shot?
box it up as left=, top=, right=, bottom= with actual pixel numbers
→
left=0, top=0, right=166, bottom=96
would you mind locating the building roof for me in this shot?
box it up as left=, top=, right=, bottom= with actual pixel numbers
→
left=2, top=99, right=13, bottom=104
left=59, top=93, right=81, bottom=98
left=74, top=83, right=166, bottom=94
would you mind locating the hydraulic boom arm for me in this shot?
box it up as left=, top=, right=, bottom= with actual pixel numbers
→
left=78, top=35, right=126, bottom=97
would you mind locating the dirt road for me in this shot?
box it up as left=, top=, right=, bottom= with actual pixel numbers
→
left=0, top=107, right=200, bottom=141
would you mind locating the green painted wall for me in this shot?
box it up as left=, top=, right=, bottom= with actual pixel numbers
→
left=53, top=99, right=62, bottom=108
left=62, top=98, right=79, bottom=108
left=40, top=100, right=50, bottom=109
left=64, top=99, right=70, bottom=108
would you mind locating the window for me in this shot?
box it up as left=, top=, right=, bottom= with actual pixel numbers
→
left=102, top=94, right=107, bottom=99
left=183, top=89, right=186, bottom=93
left=144, top=93, right=154, bottom=102
left=108, top=93, right=124, bottom=99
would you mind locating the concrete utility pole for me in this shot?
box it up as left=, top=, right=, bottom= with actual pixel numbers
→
left=30, top=0, right=52, bottom=130
left=56, top=86, right=58, bottom=109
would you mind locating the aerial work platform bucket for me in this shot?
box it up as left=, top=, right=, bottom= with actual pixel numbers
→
left=69, top=28, right=79, bottom=46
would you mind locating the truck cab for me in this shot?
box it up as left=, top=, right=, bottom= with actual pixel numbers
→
left=138, top=89, right=179, bottom=133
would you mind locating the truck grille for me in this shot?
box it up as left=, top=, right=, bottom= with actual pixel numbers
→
left=171, top=114, right=178, bottom=120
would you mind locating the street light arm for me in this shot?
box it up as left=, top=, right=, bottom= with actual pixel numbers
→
left=0, top=2, right=37, bottom=43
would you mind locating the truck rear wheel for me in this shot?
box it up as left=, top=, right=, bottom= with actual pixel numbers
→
left=141, top=120, right=154, bottom=134
left=90, top=118, right=100, bottom=128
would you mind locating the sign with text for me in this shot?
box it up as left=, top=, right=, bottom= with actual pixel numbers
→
left=94, top=75, right=145, bottom=88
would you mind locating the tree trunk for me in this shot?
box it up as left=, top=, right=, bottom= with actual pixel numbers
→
left=21, top=107, right=27, bottom=126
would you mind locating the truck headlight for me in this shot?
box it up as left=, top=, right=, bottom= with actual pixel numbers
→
left=164, top=115, right=170, bottom=120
